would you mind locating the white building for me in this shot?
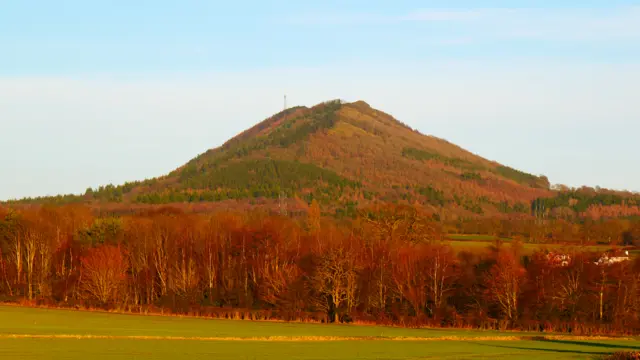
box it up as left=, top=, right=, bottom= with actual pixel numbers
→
left=594, top=250, right=630, bottom=266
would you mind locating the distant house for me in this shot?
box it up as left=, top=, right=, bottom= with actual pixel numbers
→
left=594, top=250, right=630, bottom=266
left=546, top=252, right=571, bottom=267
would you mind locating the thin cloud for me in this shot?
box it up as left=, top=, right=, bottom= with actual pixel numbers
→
left=402, top=9, right=487, bottom=22
left=284, top=7, right=640, bottom=42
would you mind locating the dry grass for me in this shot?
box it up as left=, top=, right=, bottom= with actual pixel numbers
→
left=2, top=301, right=295, bottom=323
left=604, top=352, right=640, bottom=360
left=540, top=335, right=633, bottom=341
left=0, top=334, right=631, bottom=342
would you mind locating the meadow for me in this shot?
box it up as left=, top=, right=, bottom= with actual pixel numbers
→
left=445, top=234, right=623, bottom=255
left=1, top=306, right=638, bottom=359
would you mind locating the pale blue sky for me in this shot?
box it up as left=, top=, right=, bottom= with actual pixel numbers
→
left=1, top=1, right=639, bottom=200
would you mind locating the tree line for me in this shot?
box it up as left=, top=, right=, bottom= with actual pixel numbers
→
left=0, top=203, right=639, bottom=335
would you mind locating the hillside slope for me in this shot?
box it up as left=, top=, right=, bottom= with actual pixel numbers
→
left=119, top=100, right=552, bottom=216
left=7, top=100, right=640, bottom=220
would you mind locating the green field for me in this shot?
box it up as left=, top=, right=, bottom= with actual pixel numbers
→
left=450, top=241, right=613, bottom=253
left=444, top=235, right=615, bottom=255
left=1, top=306, right=638, bottom=359
left=447, top=234, right=513, bottom=242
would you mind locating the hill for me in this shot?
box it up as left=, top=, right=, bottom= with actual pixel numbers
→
left=93, top=99, right=554, bottom=217
left=9, top=99, right=640, bottom=219
left=5, top=100, right=561, bottom=216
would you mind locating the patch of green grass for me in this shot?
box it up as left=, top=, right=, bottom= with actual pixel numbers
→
left=447, top=234, right=512, bottom=242
left=0, top=307, right=638, bottom=359
left=1, top=338, right=639, bottom=360
left=0, top=306, right=514, bottom=338
left=446, top=240, right=613, bottom=255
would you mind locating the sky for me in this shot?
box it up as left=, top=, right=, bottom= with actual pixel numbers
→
left=1, top=0, right=639, bottom=200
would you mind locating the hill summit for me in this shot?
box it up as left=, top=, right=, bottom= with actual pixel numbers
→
left=122, top=99, right=551, bottom=216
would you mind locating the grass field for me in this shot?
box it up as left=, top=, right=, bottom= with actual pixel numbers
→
left=444, top=235, right=616, bottom=255
left=447, top=240, right=613, bottom=254
left=447, top=234, right=513, bottom=242
left=1, top=306, right=639, bottom=359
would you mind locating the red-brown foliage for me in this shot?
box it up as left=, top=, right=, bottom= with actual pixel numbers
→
left=80, top=245, right=128, bottom=305
left=0, top=204, right=639, bottom=335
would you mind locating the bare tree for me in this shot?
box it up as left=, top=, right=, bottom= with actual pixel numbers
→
left=23, top=229, right=39, bottom=300
left=80, top=245, right=128, bottom=305
left=485, top=252, right=526, bottom=322
left=424, top=245, right=457, bottom=316
left=313, top=247, right=359, bottom=322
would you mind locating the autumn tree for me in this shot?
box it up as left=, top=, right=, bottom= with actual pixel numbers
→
left=22, top=226, right=40, bottom=300
left=307, top=199, right=321, bottom=235
left=623, top=222, right=640, bottom=246
left=485, top=251, right=526, bottom=323
left=359, top=204, right=441, bottom=244
left=80, top=245, right=128, bottom=305
left=312, top=244, right=359, bottom=323
left=150, top=215, right=173, bottom=297
left=123, top=217, right=154, bottom=305
left=392, top=246, right=428, bottom=317
left=169, top=221, right=199, bottom=297
left=0, top=202, right=639, bottom=334
left=3, top=211, right=23, bottom=296
left=358, top=240, right=393, bottom=317
left=248, top=217, right=302, bottom=309
left=423, top=244, right=457, bottom=316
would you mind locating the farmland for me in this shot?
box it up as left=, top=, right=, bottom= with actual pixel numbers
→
left=445, top=234, right=618, bottom=255
left=1, top=306, right=638, bottom=359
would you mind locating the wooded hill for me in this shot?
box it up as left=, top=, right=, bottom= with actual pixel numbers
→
left=8, top=100, right=640, bottom=220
